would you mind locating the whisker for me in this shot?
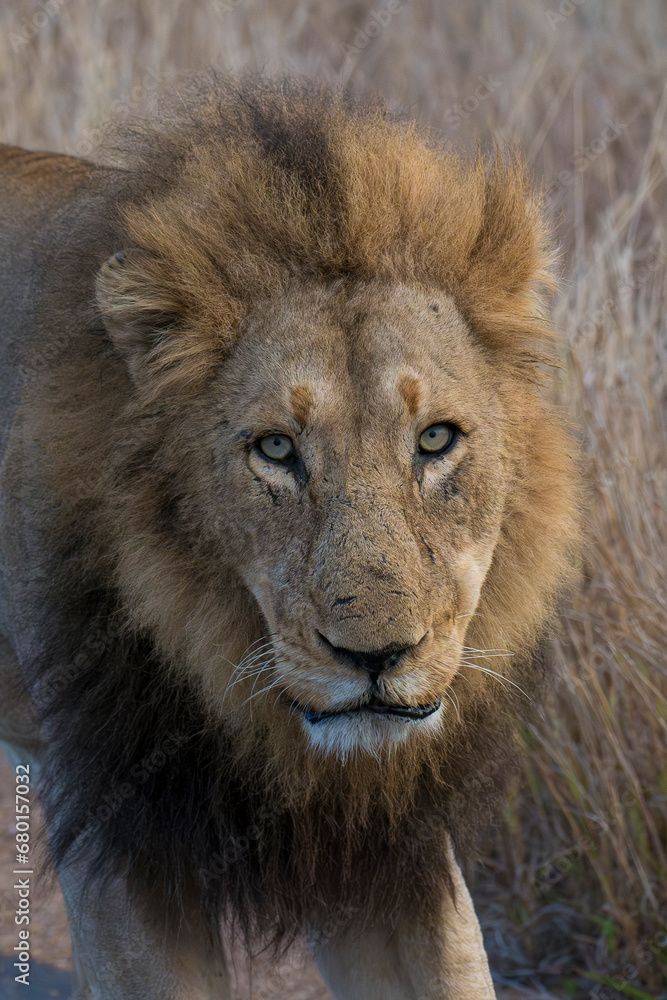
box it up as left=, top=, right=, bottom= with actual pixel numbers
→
left=459, top=651, right=514, bottom=661
left=458, top=662, right=530, bottom=699
left=235, top=639, right=276, bottom=667
left=220, top=646, right=280, bottom=710
left=460, top=644, right=514, bottom=656
left=231, top=634, right=272, bottom=655
left=243, top=678, right=283, bottom=706
left=243, top=673, right=289, bottom=719
left=232, top=647, right=275, bottom=675
left=444, top=688, right=462, bottom=723
left=212, top=634, right=273, bottom=669
left=222, top=639, right=277, bottom=688
left=224, top=663, right=270, bottom=694
left=443, top=635, right=514, bottom=658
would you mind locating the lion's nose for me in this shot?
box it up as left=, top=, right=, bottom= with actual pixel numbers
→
left=318, top=632, right=413, bottom=679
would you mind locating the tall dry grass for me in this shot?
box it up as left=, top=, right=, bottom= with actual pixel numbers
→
left=1, top=1, right=665, bottom=995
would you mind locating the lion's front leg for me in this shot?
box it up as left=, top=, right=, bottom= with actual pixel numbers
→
left=312, top=838, right=496, bottom=1000
left=58, top=857, right=232, bottom=1000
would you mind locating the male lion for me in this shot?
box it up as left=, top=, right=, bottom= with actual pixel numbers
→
left=0, top=77, right=578, bottom=999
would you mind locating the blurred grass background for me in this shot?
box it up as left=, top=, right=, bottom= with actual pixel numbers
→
left=0, top=1, right=665, bottom=996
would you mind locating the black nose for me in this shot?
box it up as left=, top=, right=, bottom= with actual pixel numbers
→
left=319, top=634, right=410, bottom=679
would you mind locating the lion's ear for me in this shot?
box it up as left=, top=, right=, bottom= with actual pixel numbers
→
left=456, top=159, right=556, bottom=354
left=96, top=249, right=184, bottom=382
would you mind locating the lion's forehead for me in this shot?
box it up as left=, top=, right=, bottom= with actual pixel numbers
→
left=225, top=282, right=496, bottom=429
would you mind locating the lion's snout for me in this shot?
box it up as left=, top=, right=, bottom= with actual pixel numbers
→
left=308, top=498, right=430, bottom=656
left=311, top=585, right=428, bottom=662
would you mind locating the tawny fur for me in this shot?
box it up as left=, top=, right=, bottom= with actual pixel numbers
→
left=0, top=75, right=580, bottom=956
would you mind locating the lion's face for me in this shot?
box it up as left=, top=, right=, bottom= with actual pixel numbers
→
left=207, top=280, right=509, bottom=756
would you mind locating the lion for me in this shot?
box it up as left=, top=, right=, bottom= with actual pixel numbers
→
left=0, top=76, right=579, bottom=999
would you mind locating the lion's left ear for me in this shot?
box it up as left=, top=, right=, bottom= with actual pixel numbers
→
left=96, top=249, right=185, bottom=383
left=452, top=158, right=556, bottom=355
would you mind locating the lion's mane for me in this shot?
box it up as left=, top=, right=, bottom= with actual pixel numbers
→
left=19, top=75, right=578, bottom=949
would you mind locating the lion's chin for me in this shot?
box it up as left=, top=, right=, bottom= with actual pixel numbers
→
left=298, top=699, right=444, bottom=759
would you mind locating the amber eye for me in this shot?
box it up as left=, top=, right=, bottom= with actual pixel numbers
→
left=258, top=434, right=295, bottom=462
left=418, top=423, right=456, bottom=455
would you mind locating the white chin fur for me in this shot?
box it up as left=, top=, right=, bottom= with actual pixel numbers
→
left=301, top=704, right=444, bottom=761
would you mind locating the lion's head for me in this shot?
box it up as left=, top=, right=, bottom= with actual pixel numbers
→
left=90, top=78, right=577, bottom=764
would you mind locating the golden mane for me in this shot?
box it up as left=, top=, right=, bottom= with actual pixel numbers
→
left=100, top=76, right=554, bottom=389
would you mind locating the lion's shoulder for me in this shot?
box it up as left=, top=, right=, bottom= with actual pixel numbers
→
left=0, top=144, right=101, bottom=217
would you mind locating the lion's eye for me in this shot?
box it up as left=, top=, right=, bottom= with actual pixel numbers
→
left=258, top=434, right=295, bottom=462
left=418, top=423, right=456, bottom=455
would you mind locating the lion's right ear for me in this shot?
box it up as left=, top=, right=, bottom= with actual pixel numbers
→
left=95, top=249, right=184, bottom=383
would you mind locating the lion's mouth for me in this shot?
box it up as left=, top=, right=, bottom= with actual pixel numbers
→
left=301, top=696, right=442, bottom=725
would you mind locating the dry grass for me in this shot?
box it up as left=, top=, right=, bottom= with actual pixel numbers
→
left=1, top=0, right=665, bottom=996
